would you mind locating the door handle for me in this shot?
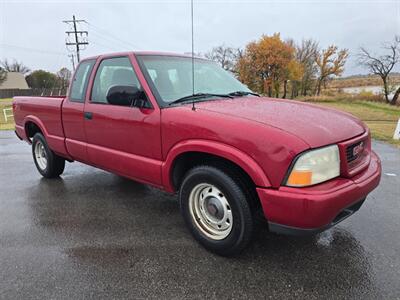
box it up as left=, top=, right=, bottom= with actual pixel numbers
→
left=84, top=112, right=93, bottom=120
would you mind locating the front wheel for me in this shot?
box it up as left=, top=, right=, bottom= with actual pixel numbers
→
left=179, top=165, right=254, bottom=256
left=32, top=133, right=65, bottom=178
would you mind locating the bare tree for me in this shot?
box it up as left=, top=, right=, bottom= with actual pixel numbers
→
left=282, top=39, right=303, bottom=99
left=0, top=67, right=7, bottom=86
left=205, top=45, right=240, bottom=73
left=296, top=39, right=319, bottom=96
left=315, top=45, right=348, bottom=95
left=57, top=67, right=72, bottom=89
left=358, top=36, right=400, bottom=104
left=0, top=59, right=30, bottom=74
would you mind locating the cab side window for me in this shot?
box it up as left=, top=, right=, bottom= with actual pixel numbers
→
left=69, top=60, right=95, bottom=102
left=91, top=57, right=142, bottom=104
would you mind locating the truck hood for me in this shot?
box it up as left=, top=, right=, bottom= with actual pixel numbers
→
left=195, top=97, right=366, bottom=148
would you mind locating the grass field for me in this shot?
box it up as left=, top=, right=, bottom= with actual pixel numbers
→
left=300, top=100, right=400, bottom=147
left=1, top=97, right=399, bottom=146
left=0, top=98, right=14, bottom=130
left=328, top=74, right=400, bottom=89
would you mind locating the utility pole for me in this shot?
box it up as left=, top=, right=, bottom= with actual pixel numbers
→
left=68, top=54, right=76, bottom=70
left=63, top=15, right=88, bottom=63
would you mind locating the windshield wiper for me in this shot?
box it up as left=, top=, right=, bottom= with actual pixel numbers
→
left=228, top=91, right=260, bottom=97
left=168, top=93, right=233, bottom=106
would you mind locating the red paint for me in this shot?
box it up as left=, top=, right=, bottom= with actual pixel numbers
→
left=13, top=51, right=382, bottom=232
left=62, top=100, right=87, bottom=161
left=257, top=151, right=381, bottom=229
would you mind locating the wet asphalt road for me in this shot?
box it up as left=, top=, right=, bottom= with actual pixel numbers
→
left=0, top=130, right=399, bottom=300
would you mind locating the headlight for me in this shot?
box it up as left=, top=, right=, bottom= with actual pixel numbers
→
left=286, top=145, right=340, bottom=187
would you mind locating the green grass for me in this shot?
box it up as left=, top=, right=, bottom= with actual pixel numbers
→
left=300, top=100, right=400, bottom=147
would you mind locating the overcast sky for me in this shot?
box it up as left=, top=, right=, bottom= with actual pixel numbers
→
left=0, top=0, right=399, bottom=75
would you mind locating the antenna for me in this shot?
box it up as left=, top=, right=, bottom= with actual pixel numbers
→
left=191, top=0, right=196, bottom=111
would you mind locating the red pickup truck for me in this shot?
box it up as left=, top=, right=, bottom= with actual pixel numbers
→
left=13, top=52, right=381, bottom=255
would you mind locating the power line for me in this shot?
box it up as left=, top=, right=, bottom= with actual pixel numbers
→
left=0, top=43, right=65, bottom=55
left=63, top=15, right=88, bottom=63
left=0, top=43, right=71, bottom=75
left=89, top=30, right=131, bottom=51
left=86, top=21, right=140, bottom=50
left=91, top=40, right=122, bottom=52
left=87, top=22, right=138, bottom=49
left=89, top=31, right=128, bottom=50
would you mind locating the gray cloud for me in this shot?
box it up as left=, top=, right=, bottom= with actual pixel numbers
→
left=1, top=0, right=399, bottom=75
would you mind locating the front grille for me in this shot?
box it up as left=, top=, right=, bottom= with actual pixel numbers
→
left=346, top=140, right=365, bottom=163
left=339, top=130, right=370, bottom=178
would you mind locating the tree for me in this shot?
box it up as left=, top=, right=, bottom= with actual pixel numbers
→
left=205, top=45, right=240, bottom=73
left=26, top=70, right=58, bottom=89
left=0, top=59, right=30, bottom=74
left=237, top=33, right=294, bottom=97
left=284, top=59, right=304, bottom=99
left=0, top=67, right=7, bottom=86
left=358, top=36, right=400, bottom=104
left=296, top=39, right=319, bottom=96
left=57, top=67, right=72, bottom=89
left=315, top=45, right=348, bottom=95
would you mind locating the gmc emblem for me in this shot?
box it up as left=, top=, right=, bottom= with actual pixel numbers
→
left=353, top=142, right=364, bottom=157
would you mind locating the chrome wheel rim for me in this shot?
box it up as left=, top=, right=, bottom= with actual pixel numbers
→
left=189, top=183, right=233, bottom=240
left=34, top=141, right=47, bottom=170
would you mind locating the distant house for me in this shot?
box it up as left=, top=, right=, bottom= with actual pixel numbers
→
left=0, top=72, right=29, bottom=89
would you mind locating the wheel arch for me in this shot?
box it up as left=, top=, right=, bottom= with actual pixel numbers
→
left=23, top=116, right=48, bottom=143
left=162, top=140, right=271, bottom=193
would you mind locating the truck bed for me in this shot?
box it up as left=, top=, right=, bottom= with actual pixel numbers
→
left=13, top=96, right=67, bottom=154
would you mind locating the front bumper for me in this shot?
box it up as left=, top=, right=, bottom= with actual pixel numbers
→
left=257, top=150, right=381, bottom=236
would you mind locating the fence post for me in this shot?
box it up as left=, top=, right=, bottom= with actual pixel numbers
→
left=3, top=108, right=13, bottom=123
left=394, top=118, right=400, bottom=140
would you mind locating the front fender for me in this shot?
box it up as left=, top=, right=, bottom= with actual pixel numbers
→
left=161, top=139, right=272, bottom=193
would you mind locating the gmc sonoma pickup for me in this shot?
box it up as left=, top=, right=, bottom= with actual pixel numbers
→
left=13, top=52, right=381, bottom=255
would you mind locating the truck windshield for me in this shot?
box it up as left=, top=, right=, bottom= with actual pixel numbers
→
left=136, top=55, right=252, bottom=107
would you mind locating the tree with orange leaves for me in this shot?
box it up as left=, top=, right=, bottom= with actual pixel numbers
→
left=237, top=33, right=294, bottom=97
left=315, top=45, right=348, bottom=95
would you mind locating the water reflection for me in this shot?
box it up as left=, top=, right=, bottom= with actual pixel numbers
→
left=26, top=171, right=378, bottom=298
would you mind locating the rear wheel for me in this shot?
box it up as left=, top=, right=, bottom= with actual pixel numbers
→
left=32, top=133, right=65, bottom=178
left=179, top=165, right=254, bottom=256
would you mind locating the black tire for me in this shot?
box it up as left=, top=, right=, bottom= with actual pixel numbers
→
left=32, top=133, right=65, bottom=178
left=179, top=165, right=254, bottom=256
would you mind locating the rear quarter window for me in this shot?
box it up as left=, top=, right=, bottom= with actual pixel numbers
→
left=69, top=60, right=95, bottom=102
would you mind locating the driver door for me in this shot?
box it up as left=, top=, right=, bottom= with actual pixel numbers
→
left=84, top=56, right=162, bottom=185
